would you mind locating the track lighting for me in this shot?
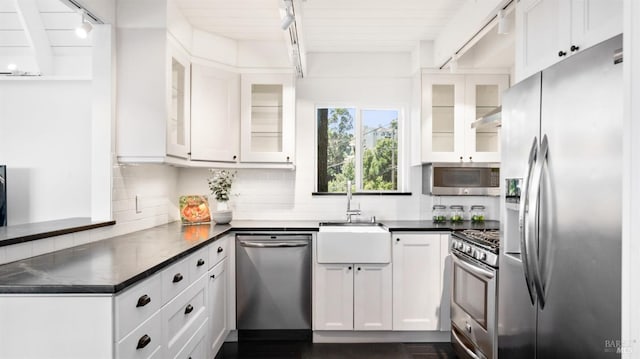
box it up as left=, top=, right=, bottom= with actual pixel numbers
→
left=497, top=10, right=510, bottom=35
left=281, top=10, right=294, bottom=30
left=281, top=0, right=295, bottom=30
left=449, top=54, right=458, bottom=73
left=75, top=12, right=92, bottom=39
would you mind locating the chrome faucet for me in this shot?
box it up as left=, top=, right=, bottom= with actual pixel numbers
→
left=346, top=180, right=361, bottom=222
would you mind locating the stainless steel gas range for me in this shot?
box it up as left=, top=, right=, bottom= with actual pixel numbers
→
left=450, top=229, right=499, bottom=359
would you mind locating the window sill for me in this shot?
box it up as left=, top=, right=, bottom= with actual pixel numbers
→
left=312, top=192, right=412, bottom=196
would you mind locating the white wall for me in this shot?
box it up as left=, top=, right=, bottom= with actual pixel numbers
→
left=0, top=162, right=179, bottom=265
left=0, top=80, right=92, bottom=225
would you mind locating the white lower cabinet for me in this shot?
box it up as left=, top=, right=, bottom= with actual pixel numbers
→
left=314, top=263, right=391, bottom=331
left=207, top=258, right=228, bottom=358
left=314, top=263, right=353, bottom=330
left=353, top=264, right=392, bottom=331
left=391, top=232, right=444, bottom=331
left=0, top=237, right=231, bottom=359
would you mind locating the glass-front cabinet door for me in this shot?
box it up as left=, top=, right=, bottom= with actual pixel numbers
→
left=240, top=73, right=295, bottom=163
left=422, top=74, right=465, bottom=162
left=465, top=75, right=509, bottom=163
left=166, top=40, right=191, bottom=159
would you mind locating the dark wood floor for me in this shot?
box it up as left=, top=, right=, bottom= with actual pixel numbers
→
left=219, top=341, right=456, bottom=359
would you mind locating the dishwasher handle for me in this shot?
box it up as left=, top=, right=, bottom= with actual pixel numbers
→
left=238, top=240, right=309, bottom=248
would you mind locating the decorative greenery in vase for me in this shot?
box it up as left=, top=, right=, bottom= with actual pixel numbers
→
left=207, top=169, right=236, bottom=210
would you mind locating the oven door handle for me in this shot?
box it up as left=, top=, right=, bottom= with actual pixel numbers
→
left=452, top=327, right=484, bottom=359
left=519, top=137, right=538, bottom=306
left=452, top=252, right=495, bottom=280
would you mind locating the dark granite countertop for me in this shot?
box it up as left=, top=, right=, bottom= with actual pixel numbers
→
left=0, top=218, right=116, bottom=247
left=0, top=219, right=499, bottom=294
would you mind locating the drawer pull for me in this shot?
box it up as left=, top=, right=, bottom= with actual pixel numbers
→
left=197, top=258, right=205, bottom=267
left=173, top=273, right=183, bottom=283
left=184, top=304, right=194, bottom=315
left=217, top=246, right=223, bottom=253
left=136, top=294, right=151, bottom=307
left=210, top=274, right=216, bottom=279
left=136, top=334, right=151, bottom=350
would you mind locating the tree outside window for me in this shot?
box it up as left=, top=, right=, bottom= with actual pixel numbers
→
left=317, top=107, right=399, bottom=193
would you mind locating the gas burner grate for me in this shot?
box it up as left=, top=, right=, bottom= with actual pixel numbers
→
left=458, top=229, right=500, bottom=249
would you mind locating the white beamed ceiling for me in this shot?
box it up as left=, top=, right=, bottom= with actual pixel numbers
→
left=301, top=0, right=467, bottom=53
left=0, top=0, right=92, bottom=56
left=175, top=0, right=284, bottom=41
left=175, top=0, right=468, bottom=53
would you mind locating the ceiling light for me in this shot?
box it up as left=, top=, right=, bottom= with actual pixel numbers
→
left=497, top=10, right=510, bottom=35
left=75, top=12, right=92, bottom=39
left=449, top=54, right=458, bottom=73
left=281, top=11, right=294, bottom=30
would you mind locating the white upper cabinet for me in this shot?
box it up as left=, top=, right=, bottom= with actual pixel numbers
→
left=191, top=64, right=240, bottom=163
left=515, top=0, right=622, bottom=81
left=422, top=73, right=508, bottom=163
left=166, top=40, right=191, bottom=159
left=240, top=73, right=295, bottom=163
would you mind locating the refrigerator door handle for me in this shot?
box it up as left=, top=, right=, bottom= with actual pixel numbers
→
left=519, top=137, right=538, bottom=305
left=528, top=134, right=549, bottom=309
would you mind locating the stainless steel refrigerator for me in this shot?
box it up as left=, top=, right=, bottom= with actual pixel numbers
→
left=499, top=34, right=622, bottom=358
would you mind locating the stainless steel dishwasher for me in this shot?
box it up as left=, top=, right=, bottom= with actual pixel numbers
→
left=236, top=234, right=311, bottom=341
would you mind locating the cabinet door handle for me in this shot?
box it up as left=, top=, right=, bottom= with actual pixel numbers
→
left=286, top=156, right=290, bottom=162
left=184, top=304, right=194, bottom=315
left=570, top=45, right=580, bottom=52
left=558, top=50, right=567, bottom=57
left=469, top=156, right=473, bottom=161
left=348, top=266, right=352, bottom=270
left=197, top=258, right=205, bottom=267
left=233, top=155, right=237, bottom=160
left=357, top=267, right=361, bottom=271
left=210, top=274, right=216, bottom=279
left=172, top=273, right=183, bottom=283
left=396, top=238, right=400, bottom=242
left=136, top=334, right=151, bottom=350
left=459, top=156, right=463, bottom=161
left=217, top=246, right=223, bottom=253
left=136, top=294, right=151, bottom=308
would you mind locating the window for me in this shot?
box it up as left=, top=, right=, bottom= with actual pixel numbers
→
left=317, top=107, right=400, bottom=193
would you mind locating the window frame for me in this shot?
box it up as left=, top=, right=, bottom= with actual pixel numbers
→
left=314, top=104, right=406, bottom=194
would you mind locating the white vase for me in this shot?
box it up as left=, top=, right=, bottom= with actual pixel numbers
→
left=216, top=201, right=229, bottom=211
left=212, top=200, right=232, bottom=224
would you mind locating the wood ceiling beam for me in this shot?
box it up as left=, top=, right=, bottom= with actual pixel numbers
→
left=13, top=0, right=54, bottom=75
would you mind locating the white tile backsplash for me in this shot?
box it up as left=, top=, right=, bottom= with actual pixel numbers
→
left=0, top=162, right=180, bottom=265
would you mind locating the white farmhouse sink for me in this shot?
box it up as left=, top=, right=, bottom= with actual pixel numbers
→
left=317, top=223, right=390, bottom=263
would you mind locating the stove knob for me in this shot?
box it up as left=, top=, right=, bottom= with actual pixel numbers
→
left=451, top=241, right=456, bottom=249
left=465, top=246, right=473, bottom=254
left=476, top=251, right=487, bottom=261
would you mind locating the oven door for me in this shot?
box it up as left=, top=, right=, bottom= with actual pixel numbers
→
left=451, top=251, right=497, bottom=359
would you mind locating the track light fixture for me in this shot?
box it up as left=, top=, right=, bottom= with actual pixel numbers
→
left=281, top=0, right=295, bottom=30
left=497, top=9, right=510, bottom=35
left=75, top=12, right=93, bottom=39
left=449, top=54, right=458, bottom=73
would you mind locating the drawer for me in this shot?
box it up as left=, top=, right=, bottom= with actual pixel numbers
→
left=208, top=236, right=229, bottom=267
left=162, top=257, right=190, bottom=304
left=164, top=275, right=208, bottom=359
left=188, top=246, right=209, bottom=281
left=115, top=273, right=162, bottom=340
left=173, top=318, right=207, bottom=359
left=116, top=310, right=162, bottom=359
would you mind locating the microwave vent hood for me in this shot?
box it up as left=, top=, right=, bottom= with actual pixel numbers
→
left=471, top=106, right=501, bottom=129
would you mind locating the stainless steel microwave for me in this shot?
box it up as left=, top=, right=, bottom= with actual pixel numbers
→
left=422, top=163, right=500, bottom=196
